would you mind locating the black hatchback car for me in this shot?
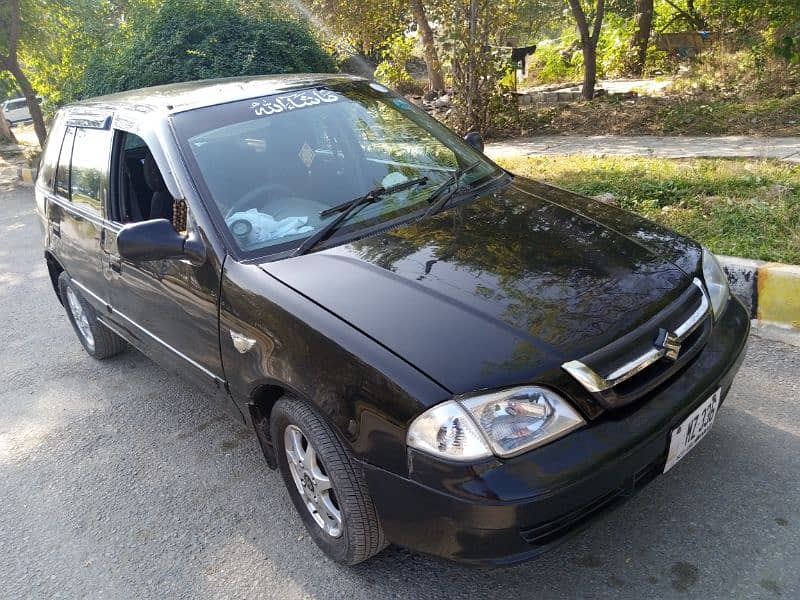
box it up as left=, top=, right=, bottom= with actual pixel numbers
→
left=35, top=74, right=749, bottom=566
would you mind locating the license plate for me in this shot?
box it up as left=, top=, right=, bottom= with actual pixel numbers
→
left=664, top=389, right=721, bottom=473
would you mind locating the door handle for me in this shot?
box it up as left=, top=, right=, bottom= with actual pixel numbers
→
left=51, top=222, right=61, bottom=238
left=108, top=255, right=122, bottom=273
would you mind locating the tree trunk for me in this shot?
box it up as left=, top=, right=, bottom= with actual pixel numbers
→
left=582, top=40, right=598, bottom=100
left=0, top=113, right=16, bottom=144
left=628, top=0, right=654, bottom=76
left=0, top=0, right=46, bottom=146
left=410, top=0, right=445, bottom=92
left=567, top=0, right=605, bottom=101
left=9, top=62, right=47, bottom=146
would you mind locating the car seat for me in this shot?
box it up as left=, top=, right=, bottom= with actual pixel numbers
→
left=143, top=151, right=173, bottom=223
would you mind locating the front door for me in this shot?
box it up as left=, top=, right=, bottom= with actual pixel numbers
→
left=100, top=130, right=232, bottom=409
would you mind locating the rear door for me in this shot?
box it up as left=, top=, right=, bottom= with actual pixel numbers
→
left=49, top=124, right=112, bottom=313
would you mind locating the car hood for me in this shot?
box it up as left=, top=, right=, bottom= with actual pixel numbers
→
left=261, top=178, right=692, bottom=394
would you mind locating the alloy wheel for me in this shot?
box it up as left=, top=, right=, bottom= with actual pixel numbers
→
left=66, top=287, right=95, bottom=351
left=284, top=424, right=343, bottom=538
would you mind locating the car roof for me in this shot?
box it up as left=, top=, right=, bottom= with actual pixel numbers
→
left=64, top=73, right=366, bottom=117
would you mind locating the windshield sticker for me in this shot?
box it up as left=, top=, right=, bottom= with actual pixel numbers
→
left=251, top=89, right=341, bottom=116
left=391, top=98, right=411, bottom=109
left=298, top=141, right=315, bottom=168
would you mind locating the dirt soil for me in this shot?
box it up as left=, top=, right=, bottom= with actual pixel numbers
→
left=494, top=94, right=800, bottom=140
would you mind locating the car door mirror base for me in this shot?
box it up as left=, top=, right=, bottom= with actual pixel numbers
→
left=117, top=218, right=206, bottom=265
left=464, top=131, right=484, bottom=153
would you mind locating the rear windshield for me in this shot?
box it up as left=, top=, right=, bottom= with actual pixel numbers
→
left=172, top=82, right=498, bottom=259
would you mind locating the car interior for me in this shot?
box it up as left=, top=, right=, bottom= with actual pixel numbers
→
left=110, top=132, right=176, bottom=226
left=190, top=110, right=370, bottom=219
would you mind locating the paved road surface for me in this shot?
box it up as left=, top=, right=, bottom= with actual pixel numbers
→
left=487, top=135, right=800, bottom=162
left=1, top=184, right=799, bottom=599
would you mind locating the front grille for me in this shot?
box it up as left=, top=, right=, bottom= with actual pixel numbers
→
left=563, top=279, right=712, bottom=410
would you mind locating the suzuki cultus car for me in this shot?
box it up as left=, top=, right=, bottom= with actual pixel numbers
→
left=35, top=75, right=749, bottom=565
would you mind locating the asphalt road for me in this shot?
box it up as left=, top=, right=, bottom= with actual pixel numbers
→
left=1, top=184, right=799, bottom=599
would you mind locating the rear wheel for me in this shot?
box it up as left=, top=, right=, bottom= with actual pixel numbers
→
left=58, top=272, right=127, bottom=359
left=271, top=398, right=387, bottom=565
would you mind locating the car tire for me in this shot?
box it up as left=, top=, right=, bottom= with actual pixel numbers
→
left=271, top=397, right=387, bottom=565
left=58, top=272, right=127, bottom=360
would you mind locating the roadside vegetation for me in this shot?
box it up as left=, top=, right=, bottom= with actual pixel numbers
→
left=3, top=0, right=800, bottom=142
left=498, top=156, right=800, bottom=264
left=505, top=45, right=800, bottom=138
left=505, top=89, right=800, bottom=137
left=1, top=1, right=799, bottom=264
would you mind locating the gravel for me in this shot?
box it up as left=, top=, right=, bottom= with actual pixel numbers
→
left=2, top=185, right=799, bottom=599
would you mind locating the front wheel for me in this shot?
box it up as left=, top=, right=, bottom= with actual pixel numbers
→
left=271, top=398, right=387, bottom=565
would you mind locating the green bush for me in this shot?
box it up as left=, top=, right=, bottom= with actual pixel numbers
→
left=524, top=40, right=579, bottom=85
left=374, top=34, right=416, bottom=93
left=78, top=0, right=334, bottom=99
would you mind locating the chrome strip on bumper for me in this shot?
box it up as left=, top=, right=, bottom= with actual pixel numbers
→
left=563, top=279, right=710, bottom=394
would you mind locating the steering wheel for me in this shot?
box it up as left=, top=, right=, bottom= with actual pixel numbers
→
left=225, top=183, right=295, bottom=220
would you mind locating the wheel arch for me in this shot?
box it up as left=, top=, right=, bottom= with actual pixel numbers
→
left=45, top=251, right=65, bottom=305
left=247, top=378, right=357, bottom=470
left=248, top=381, right=290, bottom=470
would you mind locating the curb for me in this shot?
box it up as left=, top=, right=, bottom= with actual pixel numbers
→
left=18, top=166, right=36, bottom=184
left=720, top=255, right=800, bottom=347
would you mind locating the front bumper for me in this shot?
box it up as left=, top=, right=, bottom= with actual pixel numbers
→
left=361, top=298, right=750, bottom=565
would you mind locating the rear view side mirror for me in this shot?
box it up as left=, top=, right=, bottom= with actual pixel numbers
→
left=117, top=219, right=205, bottom=265
left=464, top=131, right=484, bottom=153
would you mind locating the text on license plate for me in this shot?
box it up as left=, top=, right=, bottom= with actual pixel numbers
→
left=664, top=388, right=721, bottom=473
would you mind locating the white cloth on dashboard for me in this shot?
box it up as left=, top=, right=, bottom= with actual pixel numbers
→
left=226, top=209, right=314, bottom=245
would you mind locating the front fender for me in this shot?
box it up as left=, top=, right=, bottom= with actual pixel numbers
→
left=219, top=260, right=448, bottom=476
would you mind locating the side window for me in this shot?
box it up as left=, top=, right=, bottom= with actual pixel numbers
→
left=36, top=114, right=65, bottom=191
left=70, top=127, right=110, bottom=213
left=110, top=131, right=175, bottom=225
left=55, top=127, right=76, bottom=199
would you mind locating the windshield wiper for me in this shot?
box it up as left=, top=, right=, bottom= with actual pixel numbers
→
left=291, top=176, right=428, bottom=257
left=423, top=161, right=483, bottom=217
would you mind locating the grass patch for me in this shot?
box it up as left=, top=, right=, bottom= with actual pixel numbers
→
left=497, top=156, right=800, bottom=264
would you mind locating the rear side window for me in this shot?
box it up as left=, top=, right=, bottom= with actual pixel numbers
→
left=55, top=127, right=76, bottom=199
left=36, top=114, right=65, bottom=191
left=70, top=127, right=110, bottom=212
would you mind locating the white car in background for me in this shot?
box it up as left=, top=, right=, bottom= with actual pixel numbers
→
left=2, top=96, right=42, bottom=125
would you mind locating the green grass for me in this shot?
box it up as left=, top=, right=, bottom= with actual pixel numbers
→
left=497, top=156, right=800, bottom=264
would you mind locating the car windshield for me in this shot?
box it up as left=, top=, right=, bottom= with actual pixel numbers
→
left=5, top=99, right=27, bottom=111
left=172, top=81, right=499, bottom=257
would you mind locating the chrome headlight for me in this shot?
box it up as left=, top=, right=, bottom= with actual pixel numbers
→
left=702, top=247, right=730, bottom=320
left=407, top=386, right=585, bottom=461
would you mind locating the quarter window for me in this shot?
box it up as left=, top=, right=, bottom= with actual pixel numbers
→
left=70, top=128, right=109, bottom=212
left=36, top=114, right=65, bottom=192
left=55, top=127, right=76, bottom=199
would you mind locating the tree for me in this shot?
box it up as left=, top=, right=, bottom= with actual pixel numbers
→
left=627, top=0, right=654, bottom=75
left=0, top=0, right=47, bottom=145
left=79, top=0, right=334, bottom=98
left=435, top=0, right=513, bottom=134
left=299, top=0, right=407, bottom=59
left=410, top=0, right=445, bottom=91
left=566, top=0, right=606, bottom=100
